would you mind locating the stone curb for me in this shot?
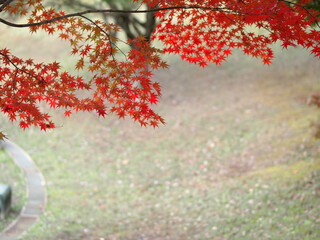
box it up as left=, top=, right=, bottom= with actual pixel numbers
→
left=0, top=140, right=47, bottom=240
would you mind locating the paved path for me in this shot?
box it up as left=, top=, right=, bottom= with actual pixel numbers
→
left=0, top=140, right=47, bottom=240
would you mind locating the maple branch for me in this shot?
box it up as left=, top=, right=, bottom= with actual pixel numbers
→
left=0, top=5, right=231, bottom=28
left=79, top=15, right=128, bottom=60
left=0, top=53, right=82, bottom=110
left=78, top=15, right=130, bottom=91
left=279, top=0, right=320, bottom=27
left=3, top=3, right=316, bottom=30
left=0, top=0, right=15, bottom=12
left=0, top=52, right=41, bottom=82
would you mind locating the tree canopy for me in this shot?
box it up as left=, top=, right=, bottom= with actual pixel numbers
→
left=0, top=0, right=319, bottom=136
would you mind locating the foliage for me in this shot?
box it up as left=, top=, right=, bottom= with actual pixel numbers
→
left=0, top=0, right=319, bottom=134
left=305, top=0, right=320, bottom=13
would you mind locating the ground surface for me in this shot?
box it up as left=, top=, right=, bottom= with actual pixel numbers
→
left=0, top=25, right=320, bottom=240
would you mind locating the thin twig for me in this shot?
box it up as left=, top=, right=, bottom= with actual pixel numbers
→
left=0, top=52, right=41, bottom=81
left=80, top=15, right=128, bottom=58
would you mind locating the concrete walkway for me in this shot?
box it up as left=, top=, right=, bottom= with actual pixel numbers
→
left=0, top=140, right=47, bottom=240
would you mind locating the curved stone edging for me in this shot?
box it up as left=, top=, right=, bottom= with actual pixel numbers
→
left=0, top=140, right=47, bottom=240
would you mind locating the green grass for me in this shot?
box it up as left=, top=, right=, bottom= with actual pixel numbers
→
left=210, top=168, right=320, bottom=240
left=0, top=25, right=320, bottom=239
left=0, top=150, right=26, bottom=231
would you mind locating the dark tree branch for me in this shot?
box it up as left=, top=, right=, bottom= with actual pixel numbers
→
left=0, top=52, right=41, bottom=81
left=0, top=0, right=15, bottom=12
left=0, top=3, right=318, bottom=38
left=0, top=5, right=232, bottom=28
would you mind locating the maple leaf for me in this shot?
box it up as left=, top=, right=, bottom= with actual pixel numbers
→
left=311, top=46, right=320, bottom=57
left=64, top=110, right=72, bottom=117
left=149, top=93, right=159, bottom=104
left=19, top=122, right=29, bottom=130
left=97, top=109, right=107, bottom=117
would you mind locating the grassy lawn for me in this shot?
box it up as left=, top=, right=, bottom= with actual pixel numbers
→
left=0, top=26, right=320, bottom=239
left=0, top=150, right=26, bottom=231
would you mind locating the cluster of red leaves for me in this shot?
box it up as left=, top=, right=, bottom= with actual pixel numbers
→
left=1, top=0, right=167, bottom=129
left=1, top=0, right=320, bottom=131
left=0, top=48, right=91, bottom=130
left=148, top=0, right=320, bottom=66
